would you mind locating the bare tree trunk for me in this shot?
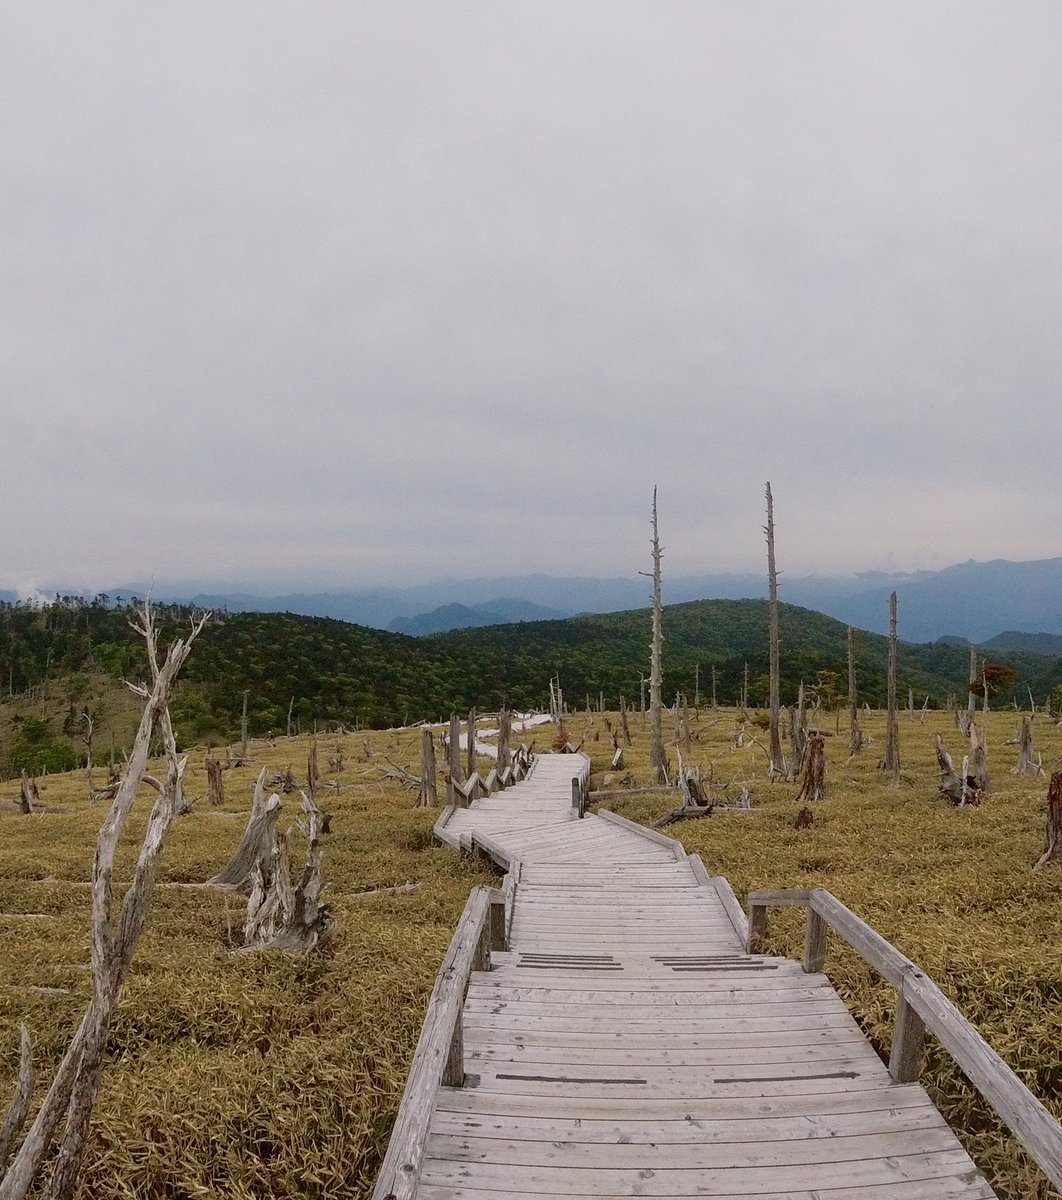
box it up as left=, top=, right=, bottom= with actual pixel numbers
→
left=711, top=664, right=718, bottom=710
left=205, top=754, right=225, bottom=807
left=286, top=695, right=294, bottom=738
left=209, top=769, right=282, bottom=888
left=448, top=714, right=463, bottom=785
left=788, top=681, right=808, bottom=780
left=967, top=645, right=977, bottom=725
left=18, top=772, right=38, bottom=815
left=765, top=482, right=785, bottom=780
left=847, top=626, right=862, bottom=754
left=496, top=709, right=512, bottom=774
left=694, top=664, right=700, bottom=711
left=879, top=591, right=900, bottom=784
left=935, top=735, right=964, bottom=804
left=643, top=487, right=668, bottom=785
left=794, top=735, right=826, bottom=803
left=619, top=698, right=631, bottom=748
left=0, top=603, right=208, bottom=1200
left=969, top=721, right=991, bottom=794
left=417, top=729, right=437, bottom=807
left=639, top=675, right=646, bottom=717
left=0, top=1027, right=34, bottom=1180
left=81, top=713, right=94, bottom=800
left=742, top=661, right=749, bottom=710
left=1012, top=715, right=1043, bottom=776
left=238, top=690, right=249, bottom=763
left=1035, top=771, right=1062, bottom=868
left=466, top=708, right=477, bottom=779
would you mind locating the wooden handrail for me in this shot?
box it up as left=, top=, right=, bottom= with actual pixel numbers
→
left=747, top=886, right=1062, bottom=1191
left=372, top=884, right=502, bottom=1200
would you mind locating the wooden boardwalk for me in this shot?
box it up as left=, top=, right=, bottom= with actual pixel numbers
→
left=378, top=752, right=1000, bottom=1199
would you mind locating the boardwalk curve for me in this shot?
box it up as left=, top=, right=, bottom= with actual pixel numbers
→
left=376, top=752, right=997, bottom=1199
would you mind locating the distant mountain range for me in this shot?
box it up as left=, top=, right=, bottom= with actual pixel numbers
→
left=11, top=556, right=1062, bottom=645
left=388, top=598, right=568, bottom=635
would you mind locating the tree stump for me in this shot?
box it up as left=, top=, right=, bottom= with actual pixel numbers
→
left=18, top=772, right=39, bottom=815
left=794, top=736, right=826, bottom=803
left=1035, top=772, right=1062, bottom=869
left=935, top=735, right=964, bottom=804
left=1012, top=716, right=1043, bottom=776
left=205, top=754, right=225, bottom=807
left=209, top=769, right=283, bottom=888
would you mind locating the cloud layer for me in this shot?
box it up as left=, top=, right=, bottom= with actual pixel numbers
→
left=4, top=2, right=1061, bottom=590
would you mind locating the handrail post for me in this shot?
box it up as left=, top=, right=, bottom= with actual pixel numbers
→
left=571, top=776, right=583, bottom=818
left=803, top=906, right=827, bottom=973
left=443, top=1015, right=464, bottom=1088
left=747, top=901, right=767, bottom=952
left=889, top=984, right=926, bottom=1083
left=489, top=893, right=506, bottom=954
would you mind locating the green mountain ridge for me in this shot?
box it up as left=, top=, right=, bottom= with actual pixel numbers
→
left=1, top=598, right=1059, bottom=777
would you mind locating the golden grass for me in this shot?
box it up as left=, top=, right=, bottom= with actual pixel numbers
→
left=1, top=708, right=1060, bottom=1198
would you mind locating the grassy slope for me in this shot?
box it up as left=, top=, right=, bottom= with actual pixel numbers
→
left=1, top=709, right=1062, bottom=1197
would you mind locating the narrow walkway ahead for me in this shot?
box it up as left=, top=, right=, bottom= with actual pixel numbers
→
left=417, top=754, right=995, bottom=1198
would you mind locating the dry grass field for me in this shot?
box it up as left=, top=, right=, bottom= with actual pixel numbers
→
left=1, top=705, right=1061, bottom=1198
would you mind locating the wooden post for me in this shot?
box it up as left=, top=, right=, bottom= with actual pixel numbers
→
left=765, top=482, right=785, bottom=781
left=747, top=901, right=767, bottom=952
left=443, top=1017, right=465, bottom=1088
left=889, top=991, right=926, bottom=1083
left=571, top=777, right=583, bottom=818
left=489, top=895, right=506, bottom=953
left=803, top=908, right=828, bottom=973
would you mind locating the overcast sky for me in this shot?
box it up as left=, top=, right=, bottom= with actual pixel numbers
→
left=3, top=2, right=1062, bottom=594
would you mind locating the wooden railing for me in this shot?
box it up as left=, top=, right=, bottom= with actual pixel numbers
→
left=372, top=883, right=506, bottom=1200
left=569, top=756, right=592, bottom=817
left=446, top=744, right=535, bottom=809
left=748, top=886, right=1062, bottom=1192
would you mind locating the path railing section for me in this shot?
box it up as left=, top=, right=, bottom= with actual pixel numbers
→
left=445, top=743, right=535, bottom=809
left=748, top=886, right=1062, bottom=1192
left=372, top=881, right=511, bottom=1200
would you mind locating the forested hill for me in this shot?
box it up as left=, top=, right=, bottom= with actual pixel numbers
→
left=1, top=598, right=1059, bottom=775
left=432, top=599, right=1062, bottom=712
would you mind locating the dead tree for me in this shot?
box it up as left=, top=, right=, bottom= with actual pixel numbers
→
left=788, top=682, right=809, bottom=781
left=641, top=486, right=668, bottom=785
left=208, top=768, right=282, bottom=888
left=0, top=1027, right=33, bottom=1182
left=847, top=627, right=862, bottom=754
left=80, top=713, right=94, bottom=800
left=711, top=664, right=718, bottom=710
left=969, top=721, right=991, bottom=794
left=1012, top=715, right=1043, bottom=776
left=235, top=690, right=249, bottom=765
left=286, top=695, right=295, bottom=738
left=466, top=708, right=477, bottom=778
left=965, top=645, right=978, bottom=731
left=878, top=591, right=900, bottom=784
left=1034, top=771, right=1062, bottom=869
left=447, top=714, right=463, bottom=785
left=205, top=753, right=224, bottom=807
left=741, top=661, right=749, bottom=711
left=619, top=698, right=632, bottom=748
left=0, top=603, right=207, bottom=1200
left=935, top=735, right=964, bottom=804
left=244, top=791, right=333, bottom=951
left=417, top=728, right=437, bottom=808
left=765, top=482, right=785, bottom=781
left=17, top=773, right=38, bottom=815
left=496, top=709, right=512, bottom=773
left=326, top=743, right=345, bottom=773
left=794, top=735, right=826, bottom=803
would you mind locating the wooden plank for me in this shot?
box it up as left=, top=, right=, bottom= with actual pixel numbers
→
left=416, top=1180, right=996, bottom=1200
left=416, top=1147, right=982, bottom=1194
left=428, top=1101, right=947, bottom=1144
left=423, top=1124, right=963, bottom=1169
